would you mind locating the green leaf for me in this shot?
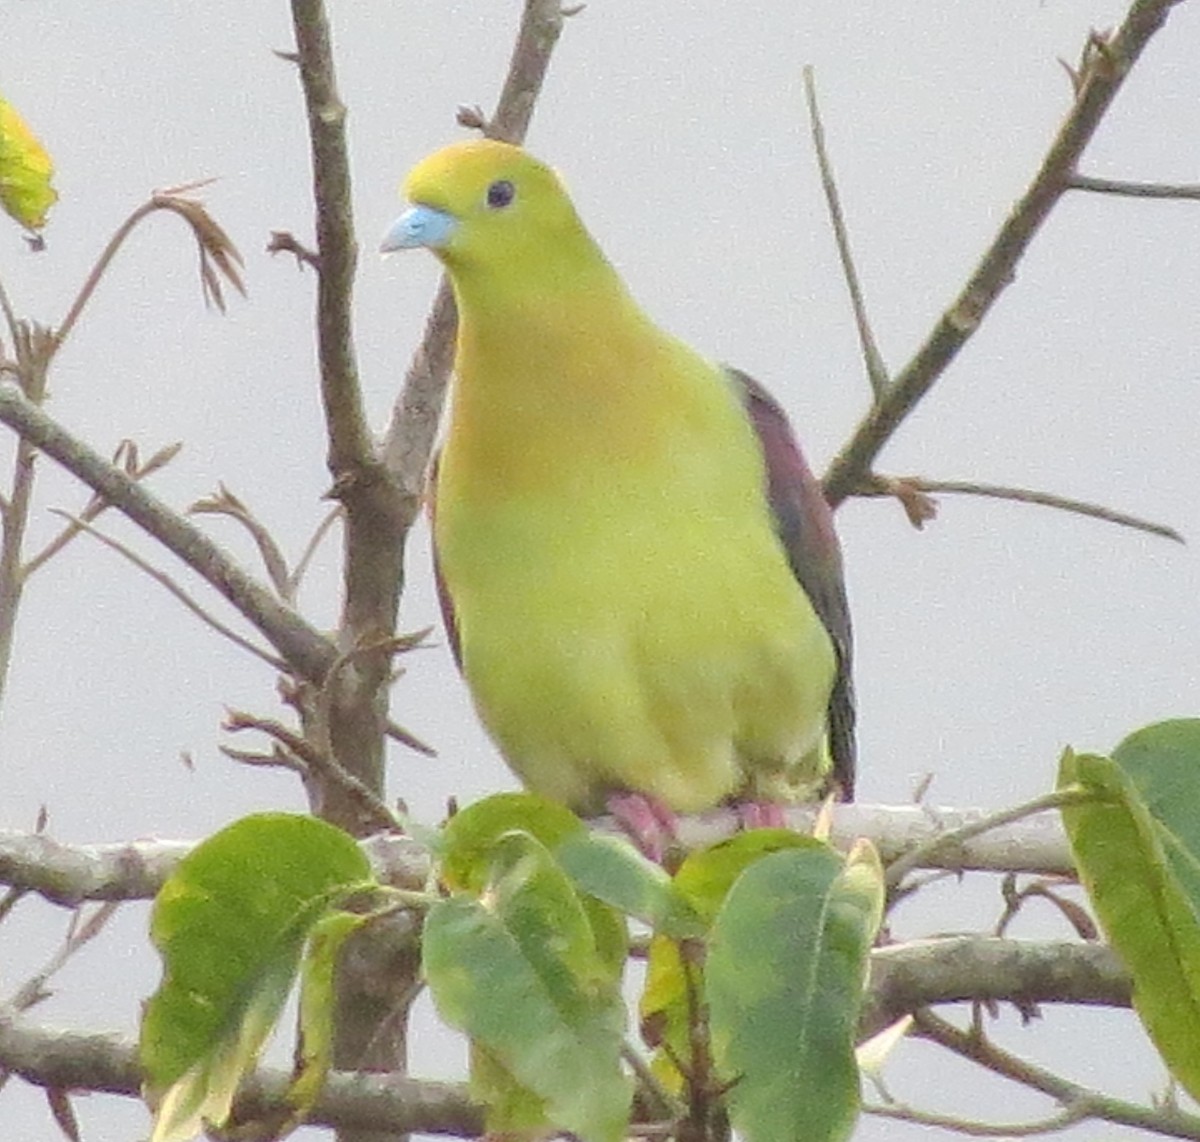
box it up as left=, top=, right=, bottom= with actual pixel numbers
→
left=0, top=92, right=57, bottom=231
left=1112, top=719, right=1200, bottom=909
left=706, top=840, right=883, bottom=1142
left=289, top=910, right=375, bottom=1124
left=438, top=791, right=630, bottom=974
left=424, top=830, right=632, bottom=1142
left=581, top=892, right=631, bottom=981
left=467, top=1041, right=554, bottom=1134
left=439, top=791, right=585, bottom=893
left=1060, top=744, right=1200, bottom=1101
left=557, top=831, right=704, bottom=938
left=675, top=829, right=822, bottom=922
left=141, top=813, right=372, bottom=1142
left=640, top=830, right=820, bottom=1089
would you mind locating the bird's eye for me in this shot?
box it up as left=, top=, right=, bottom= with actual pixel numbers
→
left=486, top=179, right=515, bottom=210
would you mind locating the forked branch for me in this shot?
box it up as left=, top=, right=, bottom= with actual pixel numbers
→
left=822, top=0, right=1191, bottom=506
left=0, top=387, right=336, bottom=682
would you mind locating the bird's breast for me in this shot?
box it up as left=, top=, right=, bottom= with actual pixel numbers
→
left=433, top=407, right=835, bottom=813
left=432, top=306, right=835, bottom=812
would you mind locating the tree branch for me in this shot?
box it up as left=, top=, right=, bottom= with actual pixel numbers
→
left=0, top=322, right=53, bottom=705
left=682, top=801, right=1077, bottom=876
left=0, top=829, right=432, bottom=909
left=485, top=0, right=572, bottom=146
left=863, top=936, right=1128, bottom=1037
left=381, top=0, right=571, bottom=504
left=287, top=2, right=574, bottom=1118
left=381, top=280, right=457, bottom=504
left=822, top=0, right=1191, bottom=506
left=0, top=1014, right=484, bottom=1138
left=289, top=0, right=412, bottom=849
left=884, top=790, right=1087, bottom=889
left=0, top=935, right=1144, bottom=1136
left=0, top=832, right=195, bottom=907
left=289, top=0, right=371, bottom=478
left=0, top=385, right=337, bottom=683
left=0, top=803, right=1076, bottom=907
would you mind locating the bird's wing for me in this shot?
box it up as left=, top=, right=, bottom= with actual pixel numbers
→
left=726, top=366, right=857, bottom=799
left=427, top=450, right=464, bottom=670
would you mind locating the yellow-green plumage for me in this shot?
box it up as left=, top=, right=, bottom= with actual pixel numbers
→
left=390, top=140, right=843, bottom=816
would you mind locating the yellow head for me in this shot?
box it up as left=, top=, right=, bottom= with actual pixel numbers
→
left=381, top=140, right=608, bottom=292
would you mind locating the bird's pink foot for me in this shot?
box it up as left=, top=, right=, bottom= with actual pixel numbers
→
left=736, top=801, right=788, bottom=831
left=606, top=792, right=679, bottom=864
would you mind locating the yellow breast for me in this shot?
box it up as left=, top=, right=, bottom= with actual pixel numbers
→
left=435, top=289, right=835, bottom=813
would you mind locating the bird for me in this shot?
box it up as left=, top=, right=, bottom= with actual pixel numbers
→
left=382, top=139, right=854, bottom=852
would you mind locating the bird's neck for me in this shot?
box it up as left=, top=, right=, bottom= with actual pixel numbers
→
left=444, top=262, right=683, bottom=499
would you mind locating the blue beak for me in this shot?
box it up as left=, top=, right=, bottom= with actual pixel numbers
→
left=380, top=204, right=457, bottom=253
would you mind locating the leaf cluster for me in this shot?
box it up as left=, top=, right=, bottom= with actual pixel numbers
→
left=140, top=796, right=885, bottom=1142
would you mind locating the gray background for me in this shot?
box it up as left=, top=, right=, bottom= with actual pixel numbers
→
left=1, top=1, right=1198, bottom=1138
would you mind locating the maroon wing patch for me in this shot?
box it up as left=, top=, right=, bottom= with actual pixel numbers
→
left=427, top=451, right=463, bottom=670
left=727, top=367, right=856, bottom=799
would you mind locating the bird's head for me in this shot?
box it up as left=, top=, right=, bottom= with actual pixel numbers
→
left=381, top=140, right=600, bottom=286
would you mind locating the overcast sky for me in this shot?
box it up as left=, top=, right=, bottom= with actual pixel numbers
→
left=1, top=2, right=1198, bottom=1139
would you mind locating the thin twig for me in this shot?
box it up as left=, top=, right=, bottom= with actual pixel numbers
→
left=256, top=745, right=399, bottom=835
left=225, top=706, right=402, bottom=835
left=190, top=484, right=293, bottom=597
left=6, top=903, right=120, bottom=1014
left=0, top=887, right=25, bottom=925
left=993, top=875, right=1099, bottom=941
left=51, top=511, right=286, bottom=671
left=0, top=277, right=18, bottom=346
left=858, top=473, right=1184, bottom=542
left=54, top=189, right=243, bottom=352
left=0, top=321, right=54, bottom=705
left=802, top=66, right=889, bottom=399
left=622, top=1043, right=680, bottom=1125
left=886, top=867, right=959, bottom=909
left=385, top=720, right=437, bottom=758
left=23, top=439, right=183, bottom=577
left=823, top=0, right=1191, bottom=506
left=0, top=385, right=336, bottom=682
left=865, top=1098, right=1088, bottom=1136
left=267, top=229, right=321, bottom=270
left=313, top=640, right=403, bottom=768
left=914, top=1009, right=1200, bottom=1140
left=220, top=744, right=308, bottom=773
left=288, top=504, right=342, bottom=602
left=45, top=1088, right=82, bottom=1142
left=1069, top=173, right=1200, bottom=200
left=885, top=789, right=1090, bottom=890
left=222, top=710, right=324, bottom=768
